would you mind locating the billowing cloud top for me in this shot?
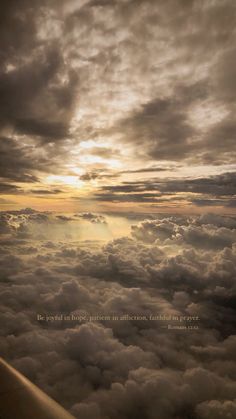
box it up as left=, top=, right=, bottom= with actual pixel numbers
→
left=0, top=210, right=236, bottom=418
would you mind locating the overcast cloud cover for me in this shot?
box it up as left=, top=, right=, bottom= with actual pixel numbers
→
left=0, top=0, right=236, bottom=212
left=0, top=210, right=236, bottom=418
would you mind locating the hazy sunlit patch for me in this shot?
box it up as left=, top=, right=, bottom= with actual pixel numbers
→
left=66, top=166, right=84, bottom=176
left=78, top=140, right=108, bottom=150
left=79, top=155, right=122, bottom=168
left=45, top=175, right=84, bottom=188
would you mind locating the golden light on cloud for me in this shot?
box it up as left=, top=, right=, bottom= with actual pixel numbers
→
left=78, top=140, right=105, bottom=150
left=45, top=175, right=84, bottom=189
left=0, top=0, right=235, bottom=216
left=78, top=155, right=121, bottom=168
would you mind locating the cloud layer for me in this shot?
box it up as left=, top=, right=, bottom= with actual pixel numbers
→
left=0, top=210, right=236, bottom=418
left=0, top=0, right=235, bottom=213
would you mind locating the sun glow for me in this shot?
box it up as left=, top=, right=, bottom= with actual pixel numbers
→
left=45, top=175, right=84, bottom=188
left=79, top=140, right=106, bottom=150
left=78, top=155, right=121, bottom=167
left=71, top=139, right=112, bottom=154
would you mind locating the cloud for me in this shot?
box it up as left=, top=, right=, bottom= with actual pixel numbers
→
left=120, top=166, right=176, bottom=174
left=0, top=135, right=70, bottom=187
left=0, top=0, right=79, bottom=141
left=76, top=213, right=107, bottom=224
left=93, top=172, right=236, bottom=206
left=196, top=213, right=236, bottom=229
left=0, top=0, right=235, bottom=205
left=72, top=366, right=236, bottom=419
left=80, top=172, right=100, bottom=181
left=196, top=399, right=236, bottom=419
left=0, top=182, right=22, bottom=194
left=93, top=0, right=236, bottom=165
left=31, top=188, right=63, bottom=195
left=0, top=1, right=80, bottom=188
left=109, top=94, right=197, bottom=161
left=0, top=211, right=236, bottom=418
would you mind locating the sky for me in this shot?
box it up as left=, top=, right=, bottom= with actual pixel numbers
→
left=1, top=2, right=236, bottom=419
left=0, top=0, right=236, bottom=214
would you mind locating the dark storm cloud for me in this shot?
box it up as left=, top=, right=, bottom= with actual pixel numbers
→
left=0, top=44, right=78, bottom=140
left=109, top=85, right=236, bottom=164
left=0, top=0, right=81, bottom=187
left=0, top=137, right=41, bottom=184
left=0, top=183, right=21, bottom=194
left=201, top=114, right=236, bottom=165
left=0, top=132, right=88, bottom=190
left=0, top=0, right=79, bottom=141
left=110, top=94, right=198, bottom=161
left=0, top=0, right=39, bottom=65
left=94, top=172, right=236, bottom=205
left=158, top=172, right=236, bottom=196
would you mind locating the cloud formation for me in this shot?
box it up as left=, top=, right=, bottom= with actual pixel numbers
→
left=94, top=172, right=236, bottom=208
left=0, top=0, right=235, bottom=212
left=0, top=210, right=235, bottom=418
